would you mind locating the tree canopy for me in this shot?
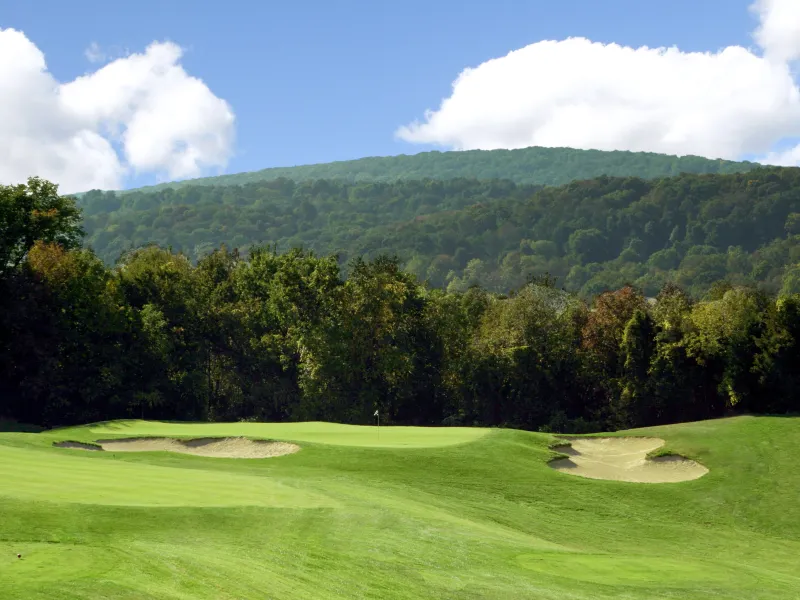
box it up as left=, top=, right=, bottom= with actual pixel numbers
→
left=79, top=167, right=800, bottom=298
left=0, top=177, right=83, bottom=276
left=102, top=145, right=756, bottom=195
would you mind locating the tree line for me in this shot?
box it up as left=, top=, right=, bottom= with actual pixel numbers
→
left=2, top=178, right=798, bottom=430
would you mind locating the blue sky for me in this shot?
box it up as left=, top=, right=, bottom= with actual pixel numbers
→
left=2, top=0, right=794, bottom=190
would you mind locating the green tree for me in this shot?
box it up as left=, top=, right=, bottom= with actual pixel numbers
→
left=234, top=246, right=342, bottom=420
left=0, top=178, right=83, bottom=276
left=752, top=295, right=800, bottom=413
left=8, top=242, right=133, bottom=425
left=116, top=246, right=208, bottom=419
left=684, top=287, right=766, bottom=412
left=580, top=286, right=647, bottom=423
left=568, top=228, right=609, bottom=260
left=618, top=309, right=656, bottom=427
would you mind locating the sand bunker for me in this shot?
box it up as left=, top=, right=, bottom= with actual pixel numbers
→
left=54, top=441, right=102, bottom=451
left=549, top=437, right=708, bottom=483
left=58, top=437, right=300, bottom=459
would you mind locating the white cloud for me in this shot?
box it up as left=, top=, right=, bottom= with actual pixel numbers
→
left=83, top=43, right=132, bottom=66
left=397, top=0, right=800, bottom=166
left=761, top=144, right=800, bottom=166
left=84, top=42, right=106, bottom=64
left=752, top=0, right=800, bottom=63
left=0, top=30, right=235, bottom=193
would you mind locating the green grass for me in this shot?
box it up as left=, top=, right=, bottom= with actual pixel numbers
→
left=79, top=419, right=489, bottom=447
left=1, top=416, right=799, bottom=599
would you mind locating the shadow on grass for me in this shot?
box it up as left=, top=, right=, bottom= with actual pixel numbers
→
left=0, top=419, right=44, bottom=433
left=46, top=418, right=214, bottom=434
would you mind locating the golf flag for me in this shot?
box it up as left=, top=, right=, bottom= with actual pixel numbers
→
left=374, top=410, right=379, bottom=417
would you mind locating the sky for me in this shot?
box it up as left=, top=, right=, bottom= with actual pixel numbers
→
left=2, top=0, right=800, bottom=193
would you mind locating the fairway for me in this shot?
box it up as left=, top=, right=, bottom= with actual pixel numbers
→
left=0, top=444, right=334, bottom=507
left=2, top=416, right=799, bottom=599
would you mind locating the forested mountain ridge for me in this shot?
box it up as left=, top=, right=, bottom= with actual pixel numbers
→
left=79, top=177, right=537, bottom=263
left=80, top=167, right=800, bottom=298
left=107, top=146, right=757, bottom=194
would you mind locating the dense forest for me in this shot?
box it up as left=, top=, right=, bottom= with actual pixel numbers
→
left=81, top=167, right=800, bottom=298
left=2, top=178, right=799, bottom=431
left=100, top=146, right=756, bottom=194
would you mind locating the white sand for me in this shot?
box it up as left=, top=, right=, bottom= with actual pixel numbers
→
left=549, top=437, right=708, bottom=483
left=59, top=437, right=300, bottom=459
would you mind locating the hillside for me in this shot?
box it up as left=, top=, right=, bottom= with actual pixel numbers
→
left=79, top=167, right=800, bottom=298
left=2, top=416, right=799, bottom=599
left=111, top=146, right=758, bottom=194
left=79, top=177, right=537, bottom=264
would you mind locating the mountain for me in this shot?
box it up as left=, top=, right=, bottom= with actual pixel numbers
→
left=79, top=166, right=800, bottom=298
left=110, top=146, right=758, bottom=194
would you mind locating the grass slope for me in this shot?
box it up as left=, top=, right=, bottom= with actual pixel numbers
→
left=1, top=416, right=798, bottom=599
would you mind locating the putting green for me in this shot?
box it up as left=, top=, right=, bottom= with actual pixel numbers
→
left=79, top=420, right=490, bottom=448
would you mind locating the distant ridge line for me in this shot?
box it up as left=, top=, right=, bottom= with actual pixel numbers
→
left=81, top=145, right=759, bottom=196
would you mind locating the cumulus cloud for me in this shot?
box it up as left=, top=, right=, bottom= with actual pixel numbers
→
left=84, top=42, right=106, bottom=64
left=752, top=0, right=800, bottom=63
left=397, top=0, right=800, bottom=166
left=0, top=30, right=235, bottom=193
left=84, top=43, right=132, bottom=66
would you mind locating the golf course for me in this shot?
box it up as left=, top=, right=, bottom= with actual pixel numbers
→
left=1, top=416, right=799, bottom=599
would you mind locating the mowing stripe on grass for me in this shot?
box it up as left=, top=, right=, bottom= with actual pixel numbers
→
left=0, top=445, right=336, bottom=508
